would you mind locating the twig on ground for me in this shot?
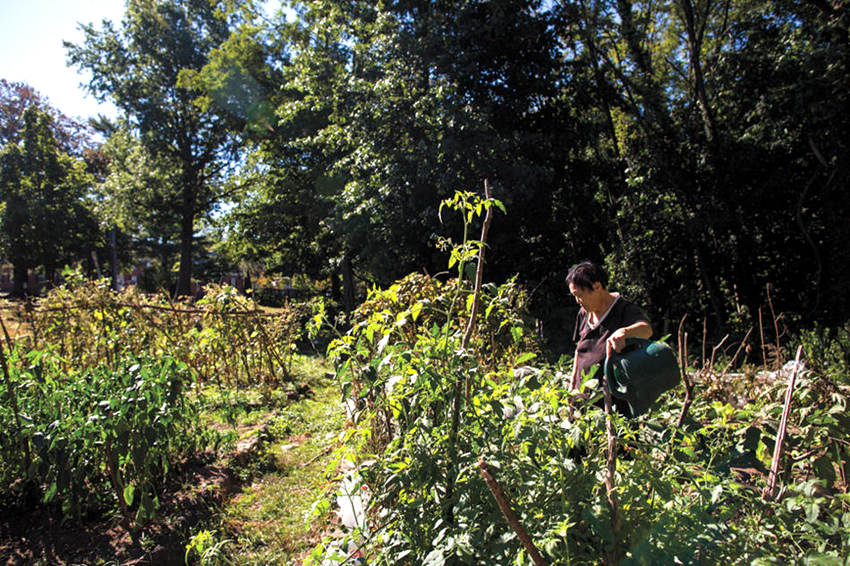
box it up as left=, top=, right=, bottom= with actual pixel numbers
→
left=301, top=443, right=335, bottom=468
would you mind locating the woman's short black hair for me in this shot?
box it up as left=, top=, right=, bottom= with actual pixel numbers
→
left=566, top=261, right=608, bottom=291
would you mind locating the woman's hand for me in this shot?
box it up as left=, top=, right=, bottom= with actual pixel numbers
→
left=607, top=328, right=628, bottom=353
left=607, top=321, right=652, bottom=354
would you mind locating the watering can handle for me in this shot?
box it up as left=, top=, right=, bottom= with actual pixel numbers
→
left=603, top=337, right=651, bottom=385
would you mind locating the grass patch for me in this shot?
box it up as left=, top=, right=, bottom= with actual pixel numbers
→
left=188, top=354, right=344, bottom=565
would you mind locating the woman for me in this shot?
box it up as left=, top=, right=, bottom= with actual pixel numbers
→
left=567, top=261, right=653, bottom=391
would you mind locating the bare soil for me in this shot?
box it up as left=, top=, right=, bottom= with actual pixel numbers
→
left=0, top=454, right=236, bottom=566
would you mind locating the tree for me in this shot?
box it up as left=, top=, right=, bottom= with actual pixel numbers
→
left=94, top=125, right=185, bottom=289
left=569, top=0, right=850, bottom=332
left=174, top=15, right=334, bottom=287
left=66, top=0, right=259, bottom=295
left=276, top=1, right=599, bottom=291
left=1, top=79, right=95, bottom=157
left=0, top=107, right=97, bottom=296
left=172, top=0, right=849, bottom=338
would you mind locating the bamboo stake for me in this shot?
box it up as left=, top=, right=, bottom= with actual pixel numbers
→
left=445, top=180, right=496, bottom=524
left=601, top=356, right=621, bottom=566
left=478, top=458, right=548, bottom=566
left=461, top=180, right=494, bottom=352
left=0, top=315, right=30, bottom=471
left=763, top=345, right=803, bottom=501
left=15, top=300, right=281, bottom=317
left=676, top=329, right=693, bottom=430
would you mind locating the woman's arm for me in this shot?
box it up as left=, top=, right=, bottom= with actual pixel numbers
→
left=606, top=320, right=653, bottom=353
left=570, top=345, right=581, bottom=390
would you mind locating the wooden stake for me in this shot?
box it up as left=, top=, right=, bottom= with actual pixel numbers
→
left=478, top=458, right=548, bottom=566
left=763, top=345, right=803, bottom=500
left=601, top=360, right=621, bottom=565
left=446, top=180, right=496, bottom=523
left=676, top=329, right=693, bottom=430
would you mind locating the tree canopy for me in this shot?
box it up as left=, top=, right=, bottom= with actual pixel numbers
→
left=0, top=107, right=98, bottom=295
left=65, top=0, right=261, bottom=295
left=0, top=0, right=844, bottom=341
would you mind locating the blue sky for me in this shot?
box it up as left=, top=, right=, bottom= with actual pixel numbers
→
left=0, top=0, right=125, bottom=121
left=1, top=1, right=288, bottom=124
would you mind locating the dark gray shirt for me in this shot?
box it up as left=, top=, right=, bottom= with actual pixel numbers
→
left=572, top=297, right=648, bottom=382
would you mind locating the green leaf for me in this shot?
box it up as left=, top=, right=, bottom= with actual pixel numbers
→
left=44, top=481, right=57, bottom=503
left=805, top=501, right=821, bottom=523
left=800, top=554, right=844, bottom=566
left=136, top=490, right=155, bottom=524
left=124, top=484, right=136, bottom=506
left=516, top=352, right=536, bottom=364
left=510, top=327, right=523, bottom=343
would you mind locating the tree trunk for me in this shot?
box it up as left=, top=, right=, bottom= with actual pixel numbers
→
left=44, top=262, right=57, bottom=291
left=341, top=254, right=355, bottom=314
left=690, top=233, right=726, bottom=332
left=12, top=262, right=28, bottom=297
left=110, top=226, right=119, bottom=290
left=679, top=0, right=717, bottom=145
left=243, top=271, right=252, bottom=295
left=176, top=182, right=196, bottom=297
left=330, top=270, right=341, bottom=302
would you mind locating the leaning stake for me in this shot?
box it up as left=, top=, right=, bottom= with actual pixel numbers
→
left=601, top=353, right=621, bottom=565
left=478, top=458, right=548, bottom=566
left=763, top=345, right=803, bottom=500
left=0, top=315, right=30, bottom=470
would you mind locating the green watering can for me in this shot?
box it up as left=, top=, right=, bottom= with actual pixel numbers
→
left=604, top=338, right=680, bottom=418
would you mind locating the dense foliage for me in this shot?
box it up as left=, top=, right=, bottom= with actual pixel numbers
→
left=0, top=274, right=310, bottom=525
left=0, top=346, right=214, bottom=524
left=300, top=193, right=850, bottom=565
left=2, top=0, right=846, bottom=346
left=0, top=107, right=98, bottom=296
left=211, top=0, right=850, bottom=344
left=316, top=268, right=850, bottom=565
left=65, top=0, right=260, bottom=295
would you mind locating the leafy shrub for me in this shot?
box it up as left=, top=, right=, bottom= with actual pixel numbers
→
left=0, top=346, right=217, bottom=523
left=319, top=285, right=850, bottom=565
left=798, top=322, right=850, bottom=384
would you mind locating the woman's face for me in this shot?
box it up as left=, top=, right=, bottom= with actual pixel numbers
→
left=569, top=281, right=603, bottom=313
